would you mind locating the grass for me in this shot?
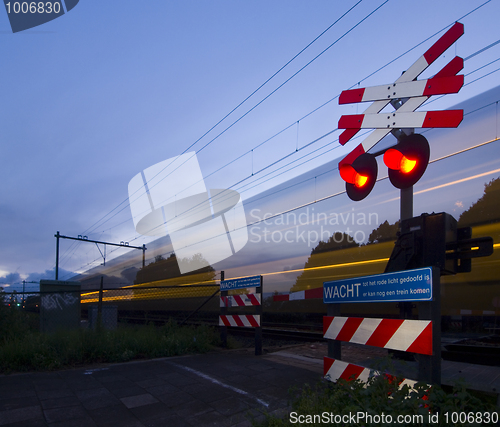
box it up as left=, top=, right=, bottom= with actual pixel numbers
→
left=0, top=304, right=220, bottom=373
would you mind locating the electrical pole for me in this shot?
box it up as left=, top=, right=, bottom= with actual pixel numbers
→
left=54, top=233, right=146, bottom=280
left=55, top=231, right=60, bottom=280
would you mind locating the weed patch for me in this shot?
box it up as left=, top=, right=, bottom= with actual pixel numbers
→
left=0, top=318, right=219, bottom=373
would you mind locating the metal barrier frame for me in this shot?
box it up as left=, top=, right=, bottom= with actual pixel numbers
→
left=220, top=272, right=263, bottom=356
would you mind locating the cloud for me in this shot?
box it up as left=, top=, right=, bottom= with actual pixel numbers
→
left=0, top=272, right=22, bottom=286
left=0, top=268, right=76, bottom=292
left=26, top=268, right=75, bottom=283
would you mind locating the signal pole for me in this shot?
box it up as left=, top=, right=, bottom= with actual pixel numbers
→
left=400, top=186, right=413, bottom=220
left=399, top=130, right=414, bottom=321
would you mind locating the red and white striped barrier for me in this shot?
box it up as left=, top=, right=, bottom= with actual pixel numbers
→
left=273, top=287, right=322, bottom=302
left=323, top=316, right=432, bottom=355
left=219, top=314, right=260, bottom=328
left=323, top=357, right=417, bottom=388
left=220, top=294, right=261, bottom=307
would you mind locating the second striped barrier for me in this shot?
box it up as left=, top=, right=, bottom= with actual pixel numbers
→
left=219, top=314, right=261, bottom=328
left=323, top=316, right=432, bottom=355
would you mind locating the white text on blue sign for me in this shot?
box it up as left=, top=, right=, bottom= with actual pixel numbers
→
left=323, top=267, right=432, bottom=303
left=220, top=275, right=261, bottom=291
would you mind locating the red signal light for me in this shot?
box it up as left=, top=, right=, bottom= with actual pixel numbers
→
left=384, top=133, right=430, bottom=189
left=355, top=173, right=369, bottom=188
left=400, top=157, right=417, bottom=174
left=339, top=164, right=369, bottom=188
left=340, top=153, right=377, bottom=201
left=384, top=149, right=417, bottom=174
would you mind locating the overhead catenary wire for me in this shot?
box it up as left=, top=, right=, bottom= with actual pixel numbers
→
left=71, top=18, right=442, bottom=242
left=60, top=130, right=372, bottom=277
left=175, top=21, right=500, bottom=223
left=112, top=1, right=495, bottom=233
left=464, top=38, right=500, bottom=61
left=58, top=4, right=396, bottom=274
left=122, top=41, right=500, bottom=239
left=58, top=2, right=496, bottom=276
left=89, top=0, right=391, bottom=240
left=72, top=1, right=368, bottom=241
left=57, top=3, right=377, bottom=273
left=61, top=65, right=500, bottom=277
left=69, top=140, right=500, bottom=282
left=61, top=55, right=500, bottom=278
left=120, top=1, right=390, bottom=220
left=64, top=116, right=500, bottom=281
left=65, top=1, right=490, bottom=251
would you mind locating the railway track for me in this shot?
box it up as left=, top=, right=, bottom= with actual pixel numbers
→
left=113, top=314, right=500, bottom=366
left=103, top=312, right=325, bottom=344
left=227, top=326, right=324, bottom=343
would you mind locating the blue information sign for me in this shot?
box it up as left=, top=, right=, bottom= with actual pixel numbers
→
left=220, top=275, right=261, bottom=291
left=323, top=267, right=433, bottom=304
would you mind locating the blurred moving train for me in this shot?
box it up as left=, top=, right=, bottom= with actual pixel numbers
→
left=69, top=85, right=500, bottom=334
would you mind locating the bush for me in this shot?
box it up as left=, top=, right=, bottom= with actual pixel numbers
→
left=253, top=374, right=499, bottom=427
left=0, top=296, right=39, bottom=342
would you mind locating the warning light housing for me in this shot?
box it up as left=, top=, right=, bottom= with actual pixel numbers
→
left=340, top=153, right=377, bottom=201
left=384, top=134, right=430, bottom=189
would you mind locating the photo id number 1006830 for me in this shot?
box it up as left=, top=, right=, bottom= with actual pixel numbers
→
left=5, top=2, right=61, bottom=14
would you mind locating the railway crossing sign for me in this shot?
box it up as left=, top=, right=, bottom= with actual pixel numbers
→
left=323, top=267, right=433, bottom=304
left=219, top=272, right=263, bottom=355
left=338, top=22, right=465, bottom=201
left=323, top=267, right=441, bottom=384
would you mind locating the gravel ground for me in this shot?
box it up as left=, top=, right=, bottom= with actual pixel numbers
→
left=228, top=335, right=389, bottom=365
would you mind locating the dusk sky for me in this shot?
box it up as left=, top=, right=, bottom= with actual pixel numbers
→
left=1, top=0, right=500, bottom=292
